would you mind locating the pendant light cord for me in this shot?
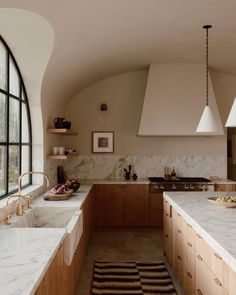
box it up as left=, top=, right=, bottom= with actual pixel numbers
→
left=203, top=25, right=212, bottom=106
left=206, top=27, right=209, bottom=106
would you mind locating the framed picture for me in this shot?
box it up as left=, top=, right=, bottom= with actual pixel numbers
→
left=92, top=131, right=114, bottom=153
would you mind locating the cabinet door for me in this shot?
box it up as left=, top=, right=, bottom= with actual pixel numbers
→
left=35, top=243, right=64, bottom=295
left=184, top=240, right=196, bottom=295
left=163, top=210, right=173, bottom=264
left=149, top=192, right=163, bottom=227
left=215, top=184, right=235, bottom=191
left=95, top=184, right=122, bottom=227
left=121, top=184, right=149, bottom=227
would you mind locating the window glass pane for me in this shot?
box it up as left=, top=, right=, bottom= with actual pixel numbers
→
left=22, top=89, right=25, bottom=101
left=22, top=103, right=29, bottom=142
left=0, top=93, right=6, bottom=142
left=21, top=146, right=29, bottom=186
left=0, top=145, right=6, bottom=195
left=0, top=41, right=6, bottom=90
left=9, top=97, right=19, bottom=142
left=8, top=145, right=19, bottom=192
left=9, top=57, right=20, bottom=97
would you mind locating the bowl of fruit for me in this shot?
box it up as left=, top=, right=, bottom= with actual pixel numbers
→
left=65, top=179, right=80, bottom=193
left=208, top=195, right=236, bottom=208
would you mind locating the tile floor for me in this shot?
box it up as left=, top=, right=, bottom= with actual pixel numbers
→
left=75, top=228, right=184, bottom=295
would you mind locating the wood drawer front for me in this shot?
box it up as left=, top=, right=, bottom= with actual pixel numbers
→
left=196, top=253, right=210, bottom=295
left=211, top=251, right=230, bottom=288
left=215, top=184, right=235, bottom=192
left=150, top=192, right=163, bottom=210
left=186, top=223, right=196, bottom=249
left=209, top=270, right=229, bottom=295
left=196, top=233, right=211, bottom=268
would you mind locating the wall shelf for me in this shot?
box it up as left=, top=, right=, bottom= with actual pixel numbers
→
left=47, top=153, right=78, bottom=160
left=47, top=128, right=78, bottom=135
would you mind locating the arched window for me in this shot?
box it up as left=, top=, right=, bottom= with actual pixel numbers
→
left=0, top=36, right=32, bottom=199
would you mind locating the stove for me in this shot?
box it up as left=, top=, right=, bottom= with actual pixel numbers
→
left=149, top=177, right=214, bottom=192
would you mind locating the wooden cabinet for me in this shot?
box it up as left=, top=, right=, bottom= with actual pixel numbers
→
left=95, top=184, right=122, bottom=227
left=215, top=184, right=235, bottom=192
left=163, top=201, right=173, bottom=264
left=35, top=243, right=64, bottom=295
left=164, top=198, right=236, bottom=295
left=149, top=192, right=163, bottom=227
left=94, top=184, right=149, bottom=228
left=122, top=184, right=149, bottom=227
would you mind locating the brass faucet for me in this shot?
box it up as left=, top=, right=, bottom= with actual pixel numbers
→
left=18, top=171, right=50, bottom=196
left=4, top=172, right=50, bottom=225
left=4, top=195, right=26, bottom=224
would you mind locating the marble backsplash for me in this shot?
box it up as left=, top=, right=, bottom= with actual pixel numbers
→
left=46, top=155, right=226, bottom=180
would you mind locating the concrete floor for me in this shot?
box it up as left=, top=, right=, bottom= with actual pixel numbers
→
left=75, top=229, right=184, bottom=295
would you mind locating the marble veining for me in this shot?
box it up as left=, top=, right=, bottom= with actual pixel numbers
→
left=164, top=191, right=236, bottom=272
left=62, top=155, right=225, bottom=180
left=0, top=228, right=66, bottom=295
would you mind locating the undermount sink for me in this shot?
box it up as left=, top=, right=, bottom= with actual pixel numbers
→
left=10, top=206, right=83, bottom=265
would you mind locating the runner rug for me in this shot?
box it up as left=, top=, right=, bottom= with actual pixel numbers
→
left=91, top=261, right=177, bottom=295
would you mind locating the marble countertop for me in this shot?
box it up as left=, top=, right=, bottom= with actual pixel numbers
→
left=79, top=178, right=150, bottom=184
left=0, top=184, right=93, bottom=295
left=164, top=191, right=236, bottom=272
left=0, top=228, right=66, bottom=295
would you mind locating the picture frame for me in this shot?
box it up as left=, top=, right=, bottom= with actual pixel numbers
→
left=92, top=131, right=114, bottom=153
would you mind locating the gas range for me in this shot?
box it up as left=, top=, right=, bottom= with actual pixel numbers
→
left=149, top=177, right=214, bottom=192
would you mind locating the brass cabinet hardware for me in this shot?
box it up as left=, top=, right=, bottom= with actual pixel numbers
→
left=187, top=242, right=192, bottom=247
left=197, top=234, right=203, bottom=239
left=196, top=289, right=203, bottom=295
left=186, top=271, right=192, bottom=279
left=197, top=254, right=203, bottom=261
left=213, top=278, right=222, bottom=286
left=177, top=213, right=181, bottom=217
left=214, top=253, right=222, bottom=260
left=187, top=223, right=192, bottom=228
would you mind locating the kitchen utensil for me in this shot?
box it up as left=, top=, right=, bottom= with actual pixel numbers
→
left=58, top=147, right=65, bottom=155
left=63, top=120, right=71, bottom=129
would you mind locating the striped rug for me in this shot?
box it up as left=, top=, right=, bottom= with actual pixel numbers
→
left=91, top=261, right=177, bottom=295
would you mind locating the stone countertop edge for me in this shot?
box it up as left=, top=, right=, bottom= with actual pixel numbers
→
left=0, top=228, right=66, bottom=295
left=163, top=191, right=236, bottom=273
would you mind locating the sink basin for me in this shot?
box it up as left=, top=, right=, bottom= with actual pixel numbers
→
left=10, top=206, right=83, bottom=265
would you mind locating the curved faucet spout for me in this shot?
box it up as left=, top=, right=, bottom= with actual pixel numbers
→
left=18, top=172, right=50, bottom=195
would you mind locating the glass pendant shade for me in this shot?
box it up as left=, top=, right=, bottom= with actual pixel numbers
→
left=196, top=105, right=223, bottom=133
left=225, top=98, right=236, bottom=127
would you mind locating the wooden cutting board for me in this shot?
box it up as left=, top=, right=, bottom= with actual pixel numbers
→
left=44, top=189, right=73, bottom=201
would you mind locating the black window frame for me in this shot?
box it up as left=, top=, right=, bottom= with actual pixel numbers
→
left=0, top=35, right=32, bottom=199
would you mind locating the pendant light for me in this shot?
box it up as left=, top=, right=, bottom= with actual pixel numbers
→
left=196, top=25, right=223, bottom=134
left=225, top=98, right=236, bottom=127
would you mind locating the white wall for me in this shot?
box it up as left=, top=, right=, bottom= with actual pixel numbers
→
left=64, top=70, right=226, bottom=157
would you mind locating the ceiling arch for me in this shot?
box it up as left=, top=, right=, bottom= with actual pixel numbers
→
left=1, top=0, right=236, bottom=113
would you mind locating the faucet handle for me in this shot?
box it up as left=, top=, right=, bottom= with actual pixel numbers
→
left=26, top=195, right=33, bottom=208
left=4, top=214, right=11, bottom=225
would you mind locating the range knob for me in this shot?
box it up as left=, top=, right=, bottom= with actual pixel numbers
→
left=184, top=184, right=189, bottom=190
left=190, top=184, right=195, bottom=190
left=160, top=184, right=165, bottom=190
left=172, top=184, right=177, bottom=190
left=154, top=184, right=159, bottom=190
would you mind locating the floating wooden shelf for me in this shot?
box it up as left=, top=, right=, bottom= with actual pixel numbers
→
left=47, top=153, right=78, bottom=160
left=47, top=128, right=78, bottom=135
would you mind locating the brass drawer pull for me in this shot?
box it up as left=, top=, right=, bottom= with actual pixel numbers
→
left=186, top=271, right=192, bottom=279
left=197, top=254, right=203, bottom=261
left=214, top=278, right=222, bottom=286
left=196, top=289, right=203, bottom=295
left=187, top=242, right=192, bottom=247
left=177, top=255, right=181, bottom=260
left=177, top=229, right=182, bottom=233
left=177, top=213, right=181, bottom=217
left=197, top=234, right=203, bottom=239
left=187, top=223, right=192, bottom=228
left=214, top=253, right=222, bottom=260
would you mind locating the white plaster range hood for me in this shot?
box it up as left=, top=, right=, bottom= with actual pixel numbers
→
left=138, top=63, right=224, bottom=136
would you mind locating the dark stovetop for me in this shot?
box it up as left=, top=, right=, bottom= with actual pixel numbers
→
left=149, top=177, right=211, bottom=183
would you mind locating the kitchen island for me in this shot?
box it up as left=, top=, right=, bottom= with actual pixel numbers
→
left=164, top=191, right=236, bottom=295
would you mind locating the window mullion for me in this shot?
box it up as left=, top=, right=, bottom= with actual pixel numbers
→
left=5, top=50, right=9, bottom=195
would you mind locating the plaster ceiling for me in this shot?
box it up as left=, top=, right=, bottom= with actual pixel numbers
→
left=0, top=0, right=236, bottom=109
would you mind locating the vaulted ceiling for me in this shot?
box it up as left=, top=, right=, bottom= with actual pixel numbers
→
left=1, top=0, right=236, bottom=110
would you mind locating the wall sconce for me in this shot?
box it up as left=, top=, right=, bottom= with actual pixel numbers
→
left=100, top=103, right=107, bottom=111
